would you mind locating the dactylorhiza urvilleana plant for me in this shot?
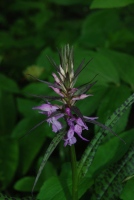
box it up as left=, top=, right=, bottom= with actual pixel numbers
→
left=30, top=44, right=126, bottom=200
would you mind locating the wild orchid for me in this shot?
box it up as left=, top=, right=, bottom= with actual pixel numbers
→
left=31, top=44, right=125, bottom=200
left=32, top=45, right=122, bottom=146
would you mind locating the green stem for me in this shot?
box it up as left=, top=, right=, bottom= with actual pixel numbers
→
left=70, top=145, right=78, bottom=200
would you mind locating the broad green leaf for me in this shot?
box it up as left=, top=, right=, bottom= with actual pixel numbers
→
left=98, top=49, right=134, bottom=90
left=0, top=90, right=17, bottom=134
left=120, top=178, right=134, bottom=200
left=0, top=137, right=19, bottom=190
left=32, top=129, right=66, bottom=193
left=22, top=82, right=56, bottom=99
left=60, top=163, right=94, bottom=199
left=17, top=98, right=37, bottom=117
left=74, top=48, right=120, bottom=86
left=91, top=0, right=134, bottom=8
left=96, top=84, right=131, bottom=133
left=37, top=175, right=93, bottom=200
left=79, top=177, right=94, bottom=199
left=37, top=176, right=67, bottom=200
left=78, top=10, right=123, bottom=48
left=22, top=82, right=49, bottom=96
left=88, top=129, right=134, bottom=177
left=90, top=142, right=134, bottom=200
left=0, top=73, right=19, bottom=93
left=36, top=160, right=57, bottom=181
left=14, top=176, right=41, bottom=192
left=77, top=85, right=108, bottom=116
left=11, top=115, right=53, bottom=175
left=109, top=29, right=134, bottom=51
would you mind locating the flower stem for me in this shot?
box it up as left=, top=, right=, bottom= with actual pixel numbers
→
left=70, top=145, right=78, bottom=200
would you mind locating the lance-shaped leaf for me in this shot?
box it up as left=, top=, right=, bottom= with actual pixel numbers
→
left=32, top=129, right=66, bottom=194
left=84, top=118, right=126, bottom=144
left=74, top=59, right=85, bottom=82
left=106, top=93, right=134, bottom=129
left=78, top=131, right=103, bottom=179
left=28, top=74, right=61, bottom=89
left=78, top=93, right=134, bottom=179
left=68, top=46, right=74, bottom=73
left=74, top=81, right=97, bottom=96
left=19, top=119, right=47, bottom=139
left=46, top=110, right=64, bottom=120
left=91, top=142, right=134, bottom=200
left=74, top=59, right=93, bottom=80
left=70, top=106, right=84, bottom=121
left=46, top=55, right=60, bottom=72
left=27, top=93, right=63, bottom=101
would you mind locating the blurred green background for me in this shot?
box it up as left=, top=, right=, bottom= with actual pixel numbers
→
left=0, top=0, right=134, bottom=199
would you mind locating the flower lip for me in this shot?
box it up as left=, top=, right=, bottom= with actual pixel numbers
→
left=47, top=117, right=62, bottom=133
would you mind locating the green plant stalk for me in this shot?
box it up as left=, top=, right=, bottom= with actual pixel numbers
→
left=70, top=145, right=78, bottom=200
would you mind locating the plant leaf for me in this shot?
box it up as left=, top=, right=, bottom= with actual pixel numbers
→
left=37, top=176, right=69, bottom=200
left=17, top=98, right=37, bottom=117
left=70, top=106, right=84, bottom=121
left=74, top=59, right=92, bottom=80
left=32, top=129, right=66, bottom=193
left=96, top=85, right=131, bottom=133
left=28, top=74, right=61, bottom=89
left=11, top=115, right=52, bottom=175
left=0, top=137, right=19, bottom=190
left=91, top=142, right=134, bottom=200
left=0, top=73, right=19, bottom=93
left=0, top=90, right=17, bottom=134
left=88, top=129, right=134, bottom=177
left=78, top=93, right=134, bottom=179
left=74, top=81, right=97, bottom=95
left=90, top=0, right=134, bottom=9
left=74, top=48, right=120, bottom=85
left=27, top=93, right=62, bottom=101
left=120, top=178, right=134, bottom=200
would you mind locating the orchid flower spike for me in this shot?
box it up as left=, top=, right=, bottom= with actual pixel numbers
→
left=32, top=44, right=124, bottom=146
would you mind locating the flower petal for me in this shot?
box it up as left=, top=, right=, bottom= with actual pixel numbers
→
left=74, top=124, right=88, bottom=141
left=76, top=118, right=88, bottom=130
left=47, top=117, right=62, bottom=133
left=52, top=121, right=62, bottom=133
left=49, top=86, right=64, bottom=97
left=33, top=103, right=59, bottom=113
left=64, top=136, right=77, bottom=146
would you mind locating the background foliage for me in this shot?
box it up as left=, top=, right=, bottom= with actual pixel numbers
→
left=0, top=0, right=134, bottom=199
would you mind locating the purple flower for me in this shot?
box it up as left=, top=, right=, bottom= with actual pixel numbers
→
left=47, top=117, right=62, bottom=133
left=33, top=103, right=59, bottom=116
left=32, top=45, right=108, bottom=146
left=76, top=118, right=88, bottom=130
left=64, top=127, right=77, bottom=146
left=64, top=117, right=89, bottom=146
